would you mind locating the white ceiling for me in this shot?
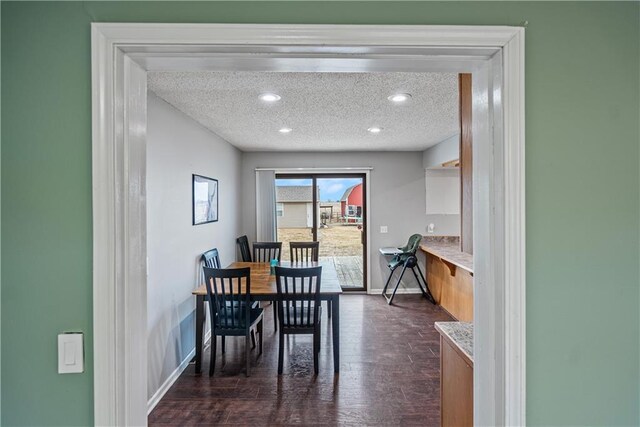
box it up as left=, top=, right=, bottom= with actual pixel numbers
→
left=147, top=71, right=459, bottom=152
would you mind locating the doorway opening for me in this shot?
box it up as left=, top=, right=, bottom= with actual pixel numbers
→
left=276, top=173, right=367, bottom=291
left=92, top=23, right=525, bottom=427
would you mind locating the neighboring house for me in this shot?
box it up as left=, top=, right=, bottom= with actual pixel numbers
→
left=340, top=183, right=363, bottom=222
left=276, top=185, right=314, bottom=228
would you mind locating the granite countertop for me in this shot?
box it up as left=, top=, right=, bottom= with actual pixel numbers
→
left=419, top=236, right=473, bottom=274
left=435, top=321, right=474, bottom=364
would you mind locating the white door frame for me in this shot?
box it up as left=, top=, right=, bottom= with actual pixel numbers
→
left=92, top=23, right=525, bottom=426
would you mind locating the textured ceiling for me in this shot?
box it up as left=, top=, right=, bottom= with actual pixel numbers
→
left=148, top=71, right=459, bottom=152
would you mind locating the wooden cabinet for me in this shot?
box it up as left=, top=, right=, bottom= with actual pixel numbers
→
left=437, top=325, right=473, bottom=427
left=424, top=251, right=473, bottom=322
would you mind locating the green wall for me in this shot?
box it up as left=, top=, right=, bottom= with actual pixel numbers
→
left=2, top=2, right=639, bottom=426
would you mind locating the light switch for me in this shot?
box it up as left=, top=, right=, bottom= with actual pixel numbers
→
left=64, top=342, right=76, bottom=365
left=58, top=333, right=84, bottom=374
left=380, top=226, right=388, bottom=234
left=428, top=223, right=435, bottom=233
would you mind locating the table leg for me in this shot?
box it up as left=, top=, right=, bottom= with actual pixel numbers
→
left=195, top=295, right=205, bottom=374
left=331, top=295, right=340, bottom=373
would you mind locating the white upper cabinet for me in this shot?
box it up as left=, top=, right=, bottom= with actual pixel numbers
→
left=425, top=167, right=460, bottom=215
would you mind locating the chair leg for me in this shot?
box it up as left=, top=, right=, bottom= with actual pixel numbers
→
left=382, top=266, right=398, bottom=299
left=387, top=264, right=408, bottom=305
left=414, top=263, right=436, bottom=304
left=273, top=303, right=278, bottom=332
left=209, top=334, right=217, bottom=377
left=221, top=336, right=225, bottom=354
left=278, top=330, right=285, bottom=375
left=251, top=330, right=256, bottom=349
left=411, top=267, right=427, bottom=297
left=258, top=319, right=264, bottom=356
left=245, top=334, right=251, bottom=377
left=313, top=327, right=320, bottom=375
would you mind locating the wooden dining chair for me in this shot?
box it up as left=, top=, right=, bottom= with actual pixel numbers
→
left=289, top=241, right=319, bottom=262
left=236, top=235, right=252, bottom=262
left=252, top=241, right=282, bottom=263
left=203, top=266, right=264, bottom=377
left=202, top=248, right=257, bottom=351
left=253, top=241, right=283, bottom=330
left=201, top=248, right=221, bottom=268
left=253, top=242, right=282, bottom=331
left=274, top=266, right=323, bottom=375
left=289, top=241, right=331, bottom=318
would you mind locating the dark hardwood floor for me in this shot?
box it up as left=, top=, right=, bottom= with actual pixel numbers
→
left=149, top=294, right=453, bottom=426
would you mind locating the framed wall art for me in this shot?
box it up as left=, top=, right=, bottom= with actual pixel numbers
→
left=192, top=174, right=218, bottom=225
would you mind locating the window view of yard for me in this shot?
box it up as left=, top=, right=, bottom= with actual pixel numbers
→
left=276, top=177, right=364, bottom=289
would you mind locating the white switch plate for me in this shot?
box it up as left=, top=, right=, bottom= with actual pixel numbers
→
left=380, top=226, right=388, bottom=233
left=427, top=223, right=435, bottom=233
left=58, top=333, right=84, bottom=374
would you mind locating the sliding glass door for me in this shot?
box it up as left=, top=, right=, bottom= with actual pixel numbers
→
left=275, top=173, right=366, bottom=291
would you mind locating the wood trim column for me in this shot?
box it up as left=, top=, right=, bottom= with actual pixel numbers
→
left=459, top=73, right=473, bottom=254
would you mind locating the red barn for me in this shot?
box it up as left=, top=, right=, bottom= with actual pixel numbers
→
left=340, top=183, right=363, bottom=223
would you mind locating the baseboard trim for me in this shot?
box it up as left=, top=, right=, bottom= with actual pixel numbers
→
left=371, top=287, right=424, bottom=295
left=147, top=330, right=211, bottom=414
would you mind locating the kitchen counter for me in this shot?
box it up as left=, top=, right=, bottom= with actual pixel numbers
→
left=420, top=236, right=474, bottom=322
left=420, top=236, right=473, bottom=274
left=435, top=321, right=473, bottom=365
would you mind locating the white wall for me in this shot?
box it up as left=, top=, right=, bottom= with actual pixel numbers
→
left=146, top=92, right=242, bottom=401
left=422, top=133, right=459, bottom=168
left=423, top=134, right=461, bottom=236
left=423, top=214, right=460, bottom=236
left=241, top=151, right=429, bottom=292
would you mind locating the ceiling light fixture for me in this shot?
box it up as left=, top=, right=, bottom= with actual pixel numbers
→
left=367, top=127, right=382, bottom=134
left=279, top=127, right=293, bottom=134
left=259, top=93, right=281, bottom=102
left=388, top=93, right=412, bottom=103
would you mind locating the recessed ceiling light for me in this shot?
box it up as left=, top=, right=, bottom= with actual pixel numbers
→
left=367, top=127, right=382, bottom=134
left=388, top=93, right=412, bottom=103
left=259, top=93, right=281, bottom=102
left=279, top=127, right=292, bottom=134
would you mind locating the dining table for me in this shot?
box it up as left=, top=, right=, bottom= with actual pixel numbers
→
left=192, top=260, right=343, bottom=373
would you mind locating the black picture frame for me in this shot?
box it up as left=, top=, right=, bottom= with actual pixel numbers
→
left=192, top=174, right=218, bottom=225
